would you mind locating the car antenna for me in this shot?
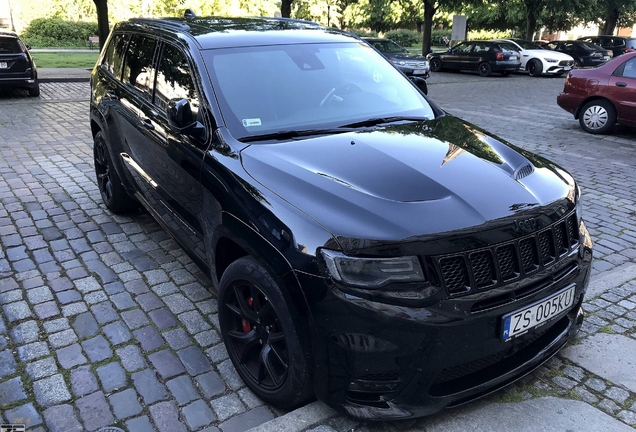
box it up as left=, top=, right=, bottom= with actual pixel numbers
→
left=184, top=9, right=196, bottom=18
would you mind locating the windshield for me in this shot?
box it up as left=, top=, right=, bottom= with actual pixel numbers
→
left=202, top=42, right=435, bottom=141
left=380, top=40, right=407, bottom=54
left=513, top=40, right=544, bottom=50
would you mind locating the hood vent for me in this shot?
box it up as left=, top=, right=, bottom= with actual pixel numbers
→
left=513, top=163, right=534, bottom=180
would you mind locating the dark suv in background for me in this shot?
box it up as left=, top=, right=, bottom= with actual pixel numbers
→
left=0, top=30, right=39, bottom=96
left=90, top=15, right=592, bottom=420
left=578, top=35, right=636, bottom=58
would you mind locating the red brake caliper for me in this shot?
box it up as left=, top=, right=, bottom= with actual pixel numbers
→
left=242, top=297, right=254, bottom=333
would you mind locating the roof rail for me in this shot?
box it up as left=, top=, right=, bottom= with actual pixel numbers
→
left=129, top=18, right=191, bottom=32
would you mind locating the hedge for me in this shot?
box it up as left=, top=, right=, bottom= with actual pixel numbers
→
left=21, top=18, right=98, bottom=48
left=384, top=29, right=420, bottom=47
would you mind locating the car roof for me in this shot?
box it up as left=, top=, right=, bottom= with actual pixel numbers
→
left=578, top=35, right=636, bottom=40
left=0, top=30, right=19, bottom=38
left=115, top=16, right=359, bottom=49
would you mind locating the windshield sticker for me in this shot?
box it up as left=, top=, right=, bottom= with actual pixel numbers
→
left=242, top=118, right=262, bottom=127
left=373, top=70, right=383, bottom=82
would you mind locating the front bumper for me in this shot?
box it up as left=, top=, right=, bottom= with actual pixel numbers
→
left=306, top=223, right=593, bottom=420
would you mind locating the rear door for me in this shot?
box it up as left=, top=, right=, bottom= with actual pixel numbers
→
left=609, top=57, right=636, bottom=126
left=117, top=34, right=160, bottom=200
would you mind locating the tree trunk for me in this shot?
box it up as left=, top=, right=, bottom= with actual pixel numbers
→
left=601, top=7, right=620, bottom=35
left=525, top=7, right=537, bottom=40
left=421, top=0, right=436, bottom=56
left=281, top=0, right=292, bottom=18
left=93, top=0, right=109, bottom=51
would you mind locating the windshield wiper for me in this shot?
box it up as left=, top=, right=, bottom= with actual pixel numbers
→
left=239, top=128, right=355, bottom=143
left=338, top=116, right=428, bottom=129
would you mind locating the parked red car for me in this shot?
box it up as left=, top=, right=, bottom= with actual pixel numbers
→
left=557, top=51, right=636, bottom=134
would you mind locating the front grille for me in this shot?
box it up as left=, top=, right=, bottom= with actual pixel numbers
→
left=436, top=212, right=579, bottom=296
left=439, top=256, right=469, bottom=293
left=559, top=60, right=575, bottom=66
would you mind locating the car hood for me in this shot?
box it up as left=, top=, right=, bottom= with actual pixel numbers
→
left=240, top=115, right=574, bottom=242
left=387, top=53, right=428, bottom=62
left=525, top=49, right=573, bottom=60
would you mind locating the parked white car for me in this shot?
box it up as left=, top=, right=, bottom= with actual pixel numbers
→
left=493, top=39, right=575, bottom=77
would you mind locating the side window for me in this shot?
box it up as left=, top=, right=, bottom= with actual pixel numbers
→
left=614, top=39, right=626, bottom=48
left=154, top=43, right=200, bottom=119
left=622, top=59, right=636, bottom=79
left=474, top=43, right=490, bottom=52
left=600, top=38, right=614, bottom=49
left=122, top=34, right=157, bottom=99
left=101, top=33, right=129, bottom=78
left=454, top=43, right=473, bottom=53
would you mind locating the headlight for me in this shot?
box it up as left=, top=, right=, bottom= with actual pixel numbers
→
left=321, top=250, right=425, bottom=289
left=544, top=58, right=558, bottom=63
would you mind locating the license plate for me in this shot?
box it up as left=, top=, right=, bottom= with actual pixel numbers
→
left=502, top=285, right=575, bottom=341
left=563, top=66, right=572, bottom=71
left=0, top=62, right=7, bottom=69
left=510, top=56, right=518, bottom=60
left=413, top=69, right=428, bottom=75
left=603, top=56, right=609, bottom=61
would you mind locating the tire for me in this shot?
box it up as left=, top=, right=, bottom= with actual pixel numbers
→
left=93, top=131, right=137, bottom=213
left=478, top=62, right=492, bottom=77
left=430, top=58, right=442, bottom=72
left=500, top=70, right=511, bottom=77
left=574, top=59, right=583, bottom=68
left=28, top=82, right=40, bottom=97
left=218, top=256, right=313, bottom=409
left=578, top=99, right=616, bottom=134
left=528, top=59, right=543, bottom=77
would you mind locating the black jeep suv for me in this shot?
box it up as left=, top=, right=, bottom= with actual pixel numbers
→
left=90, top=15, right=592, bottom=420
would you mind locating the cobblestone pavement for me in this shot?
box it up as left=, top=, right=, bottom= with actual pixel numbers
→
left=0, top=83, right=278, bottom=431
left=295, top=72, right=636, bottom=431
left=1, top=74, right=636, bottom=432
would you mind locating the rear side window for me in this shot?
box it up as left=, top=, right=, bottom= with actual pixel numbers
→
left=623, top=59, right=636, bottom=79
left=122, top=34, right=157, bottom=99
left=101, top=33, right=129, bottom=78
left=154, top=43, right=200, bottom=118
left=0, top=37, right=21, bottom=53
left=614, top=39, right=626, bottom=48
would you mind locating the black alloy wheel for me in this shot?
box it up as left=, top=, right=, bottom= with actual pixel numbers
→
left=430, top=57, right=443, bottom=72
left=218, top=257, right=313, bottom=408
left=93, top=132, right=136, bottom=213
left=478, top=62, right=492, bottom=77
left=528, top=59, right=543, bottom=77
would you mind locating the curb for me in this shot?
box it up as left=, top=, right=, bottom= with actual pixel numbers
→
left=246, top=401, right=337, bottom=432
left=39, top=76, right=91, bottom=83
left=245, top=264, right=636, bottom=431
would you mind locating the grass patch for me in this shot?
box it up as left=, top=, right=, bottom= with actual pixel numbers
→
left=32, top=52, right=99, bottom=68
left=599, top=324, right=616, bottom=334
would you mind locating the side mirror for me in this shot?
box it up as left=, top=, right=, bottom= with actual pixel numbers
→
left=168, top=98, right=195, bottom=130
left=409, top=76, right=428, bottom=95
left=26, top=44, right=32, bottom=50
left=167, top=98, right=206, bottom=138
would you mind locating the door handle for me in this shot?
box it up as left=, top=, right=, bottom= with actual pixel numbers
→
left=141, top=118, right=155, bottom=130
left=104, top=91, right=118, bottom=101
left=616, top=82, right=627, bottom=87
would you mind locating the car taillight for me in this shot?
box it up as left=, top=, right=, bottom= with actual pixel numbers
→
left=496, top=52, right=504, bottom=60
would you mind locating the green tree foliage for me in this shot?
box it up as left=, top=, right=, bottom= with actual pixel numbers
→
left=583, top=0, right=636, bottom=35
